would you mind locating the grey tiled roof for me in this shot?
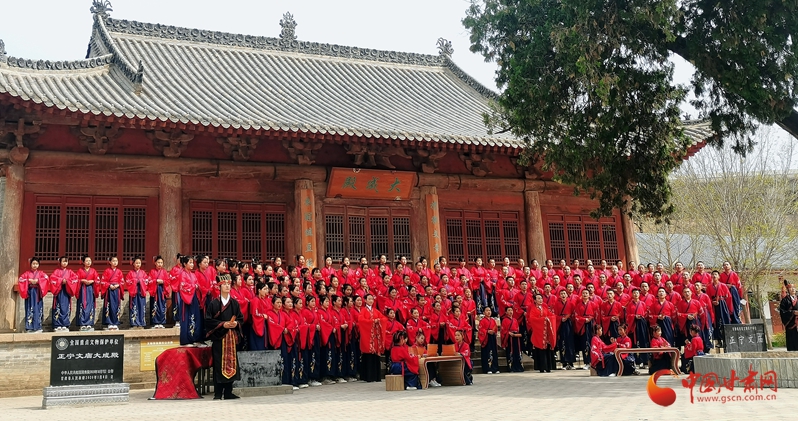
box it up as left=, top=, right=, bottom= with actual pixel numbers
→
left=0, top=9, right=714, bottom=149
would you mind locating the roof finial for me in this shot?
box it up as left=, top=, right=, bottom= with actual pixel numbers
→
left=437, top=38, right=453, bottom=58
left=279, top=12, right=297, bottom=42
left=0, top=39, right=6, bottom=63
left=90, top=0, right=113, bottom=19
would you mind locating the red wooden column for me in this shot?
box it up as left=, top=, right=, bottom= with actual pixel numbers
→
left=296, top=179, right=318, bottom=269
left=524, top=190, right=547, bottom=262
left=422, top=186, right=443, bottom=260
left=0, top=164, right=24, bottom=332
left=159, top=174, right=182, bottom=262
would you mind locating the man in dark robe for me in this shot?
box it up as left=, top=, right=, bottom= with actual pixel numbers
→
left=779, top=285, right=798, bottom=351
left=205, top=276, right=244, bottom=400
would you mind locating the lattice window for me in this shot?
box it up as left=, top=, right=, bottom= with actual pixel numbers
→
left=324, top=207, right=412, bottom=263
left=35, top=205, right=61, bottom=261
left=392, top=217, right=411, bottom=261
left=602, top=224, right=620, bottom=261
left=502, top=220, right=521, bottom=261
left=94, top=207, right=118, bottom=262
left=465, top=219, right=483, bottom=261
left=29, top=196, right=149, bottom=266
left=217, top=212, right=237, bottom=258
left=546, top=215, right=621, bottom=263
left=370, top=217, right=389, bottom=263
left=242, top=213, right=262, bottom=261
left=325, top=215, right=345, bottom=262
left=65, top=206, right=89, bottom=261
left=444, top=210, right=521, bottom=264
left=585, top=223, right=602, bottom=262
left=446, top=217, right=465, bottom=262
left=484, top=219, right=502, bottom=262
left=192, top=211, right=213, bottom=257
left=122, top=208, right=146, bottom=261
left=548, top=222, right=566, bottom=262
left=189, top=202, right=286, bottom=261
left=567, top=223, right=585, bottom=261
left=348, top=215, right=366, bottom=260
left=265, top=212, right=285, bottom=261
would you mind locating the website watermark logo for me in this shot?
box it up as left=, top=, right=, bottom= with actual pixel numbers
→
left=647, top=367, right=778, bottom=406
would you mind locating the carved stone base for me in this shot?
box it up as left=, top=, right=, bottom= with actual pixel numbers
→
left=42, top=383, right=129, bottom=409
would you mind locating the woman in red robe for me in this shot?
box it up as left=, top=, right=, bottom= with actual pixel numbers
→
left=357, top=294, right=386, bottom=383
left=383, top=308, right=405, bottom=366
left=76, top=256, right=99, bottom=331
left=528, top=294, right=557, bottom=373
left=50, top=256, right=79, bottom=332
left=148, top=256, right=170, bottom=329
left=102, top=257, right=124, bottom=332
left=446, top=306, right=472, bottom=344
left=302, top=296, right=322, bottom=387
left=18, top=257, right=48, bottom=333
left=590, top=324, right=619, bottom=376
left=454, top=330, right=473, bottom=385
left=388, top=331, right=421, bottom=389
left=282, top=297, right=301, bottom=389
left=249, top=281, right=270, bottom=351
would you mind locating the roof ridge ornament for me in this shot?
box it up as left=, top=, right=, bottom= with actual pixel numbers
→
left=90, top=0, right=113, bottom=19
left=279, top=12, right=297, bottom=42
left=436, top=38, right=453, bottom=58
left=0, top=39, right=6, bottom=63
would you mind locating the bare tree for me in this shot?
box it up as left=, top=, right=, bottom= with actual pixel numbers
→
left=673, top=127, right=798, bottom=317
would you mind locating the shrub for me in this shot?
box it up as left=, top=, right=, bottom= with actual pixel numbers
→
left=771, top=332, right=786, bottom=348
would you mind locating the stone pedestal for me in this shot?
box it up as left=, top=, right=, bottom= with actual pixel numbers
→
left=42, top=383, right=130, bottom=409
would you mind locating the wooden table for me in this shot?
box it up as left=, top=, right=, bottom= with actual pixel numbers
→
left=418, top=356, right=465, bottom=389
left=614, top=347, right=681, bottom=377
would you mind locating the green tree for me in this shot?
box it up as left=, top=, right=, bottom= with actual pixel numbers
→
left=463, top=0, right=798, bottom=220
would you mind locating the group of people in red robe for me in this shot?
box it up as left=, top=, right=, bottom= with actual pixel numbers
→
left=19, top=251, right=745, bottom=387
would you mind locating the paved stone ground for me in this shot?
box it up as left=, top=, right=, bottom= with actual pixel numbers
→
left=2, top=370, right=790, bottom=421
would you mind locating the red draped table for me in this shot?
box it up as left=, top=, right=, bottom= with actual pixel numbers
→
left=151, top=347, right=213, bottom=400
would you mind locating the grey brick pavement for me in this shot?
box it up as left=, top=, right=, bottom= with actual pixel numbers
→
left=2, top=370, right=791, bottom=420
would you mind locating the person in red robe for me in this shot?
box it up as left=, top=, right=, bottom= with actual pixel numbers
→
left=648, top=287, right=676, bottom=346
left=528, top=294, right=557, bottom=373
left=249, top=281, right=270, bottom=351
left=676, top=288, right=704, bottom=353
left=102, top=257, right=125, bottom=332
left=50, top=256, right=79, bottom=332
left=76, top=256, right=99, bottom=331
left=615, top=324, right=638, bottom=375
left=683, top=324, right=704, bottom=373
left=357, top=294, right=386, bottom=382
left=406, top=307, right=431, bottom=345
left=18, top=257, right=48, bottom=333
left=148, top=256, right=170, bottom=329
left=600, top=290, right=624, bottom=339
left=428, top=301, right=448, bottom=353
left=692, top=280, right=715, bottom=354
left=590, top=324, right=618, bottom=376
left=125, top=257, right=149, bottom=329
left=501, top=307, right=524, bottom=372
left=383, top=308, right=405, bottom=366
left=454, top=330, right=473, bottom=385
left=649, top=325, right=673, bottom=375
left=389, top=330, right=421, bottom=390
left=573, top=289, right=599, bottom=368
left=625, top=288, right=650, bottom=367
left=553, top=289, right=575, bottom=369
left=446, top=306, right=472, bottom=344
left=478, top=307, right=500, bottom=374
